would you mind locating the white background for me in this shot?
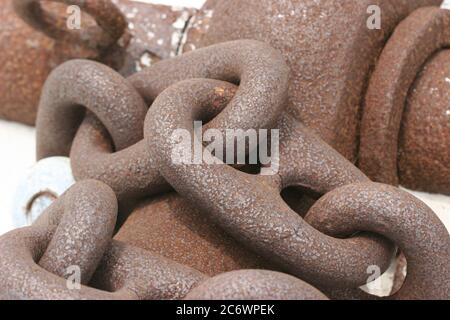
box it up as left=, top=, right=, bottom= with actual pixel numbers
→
left=0, top=0, right=448, bottom=235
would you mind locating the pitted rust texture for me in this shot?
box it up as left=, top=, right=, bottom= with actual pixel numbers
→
left=398, top=49, right=450, bottom=195
left=359, top=7, right=450, bottom=193
left=36, top=50, right=398, bottom=292
left=144, top=77, right=449, bottom=298
left=127, top=39, right=289, bottom=133
left=13, top=0, right=127, bottom=51
left=36, top=59, right=148, bottom=159
left=68, top=81, right=235, bottom=200
left=36, top=40, right=290, bottom=200
left=184, top=270, right=329, bottom=300
left=144, top=78, right=395, bottom=290
left=1, top=0, right=196, bottom=125
left=182, top=0, right=441, bottom=162
left=0, top=0, right=100, bottom=125
left=305, top=183, right=450, bottom=299
left=0, top=181, right=325, bottom=300
left=114, top=193, right=276, bottom=277
left=0, top=180, right=207, bottom=300
left=23, top=24, right=449, bottom=299
left=109, top=0, right=196, bottom=75
left=36, top=180, right=117, bottom=284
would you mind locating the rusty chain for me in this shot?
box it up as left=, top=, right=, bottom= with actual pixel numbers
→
left=0, top=180, right=206, bottom=299
left=143, top=78, right=449, bottom=299
left=0, top=5, right=449, bottom=300
left=0, top=179, right=328, bottom=300
left=13, top=0, right=127, bottom=52
left=36, top=40, right=289, bottom=200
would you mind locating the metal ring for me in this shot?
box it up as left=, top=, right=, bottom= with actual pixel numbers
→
left=36, top=59, right=148, bottom=159
left=305, top=182, right=450, bottom=300
left=69, top=80, right=236, bottom=200
left=36, top=180, right=117, bottom=284
left=0, top=180, right=206, bottom=299
left=12, top=157, right=75, bottom=228
left=13, top=0, right=126, bottom=51
left=37, top=40, right=289, bottom=200
left=359, top=7, right=450, bottom=185
left=144, top=78, right=394, bottom=289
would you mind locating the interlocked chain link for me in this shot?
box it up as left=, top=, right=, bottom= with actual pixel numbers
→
left=1, top=28, right=449, bottom=299
left=0, top=180, right=327, bottom=300
left=144, top=77, right=449, bottom=299
left=36, top=40, right=289, bottom=200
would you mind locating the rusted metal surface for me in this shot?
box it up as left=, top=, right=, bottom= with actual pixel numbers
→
left=109, top=0, right=196, bottom=75
left=183, top=0, right=449, bottom=195
left=0, top=0, right=96, bottom=125
left=143, top=78, right=395, bottom=289
left=360, top=7, right=450, bottom=194
left=33, top=39, right=450, bottom=299
left=36, top=40, right=289, bottom=200
left=144, top=76, right=448, bottom=298
left=3, top=7, right=449, bottom=299
left=305, top=183, right=450, bottom=299
left=0, top=180, right=327, bottom=300
left=182, top=0, right=441, bottom=162
left=114, top=192, right=275, bottom=277
left=398, top=49, right=450, bottom=195
left=0, top=180, right=207, bottom=300
left=13, top=0, right=127, bottom=51
left=184, top=270, right=329, bottom=300
left=0, top=0, right=196, bottom=125
left=36, top=59, right=148, bottom=160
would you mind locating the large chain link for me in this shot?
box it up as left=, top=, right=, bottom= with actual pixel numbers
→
left=143, top=78, right=449, bottom=298
left=36, top=40, right=289, bottom=200
left=1, top=34, right=448, bottom=299
left=0, top=180, right=327, bottom=300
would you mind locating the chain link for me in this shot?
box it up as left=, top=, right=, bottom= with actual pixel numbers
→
left=0, top=7, right=448, bottom=298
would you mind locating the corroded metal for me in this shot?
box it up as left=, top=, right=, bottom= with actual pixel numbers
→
left=36, top=59, right=148, bottom=159
left=0, top=181, right=326, bottom=300
left=360, top=7, right=450, bottom=194
left=144, top=78, right=449, bottom=298
left=0, top=0, right=96, bottom=124
left=398, top=49, right=450, bottom=195
left=184, top=270, right=329, bottom=300
left=109, top=0, right=196, bottom=75
left=36, top=40, right=290, bottom=200
left=13, top=0, right=127, bottom=51
left=143, top=78, right=395, bottom=289
left=114, top=192, right=275, bottom=276
left=305, top=183, right=450, bottom=299
left=35, top=41, right=450, bottom=298
left=182, top=0, right=441, bottom=162
left=182, top=0, right=450, bottom=196
left=0, top=0, right=195, bottom=125
left=0, top=180, right=207, bottom=300
left=6, top=6, right=449, bottom=299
